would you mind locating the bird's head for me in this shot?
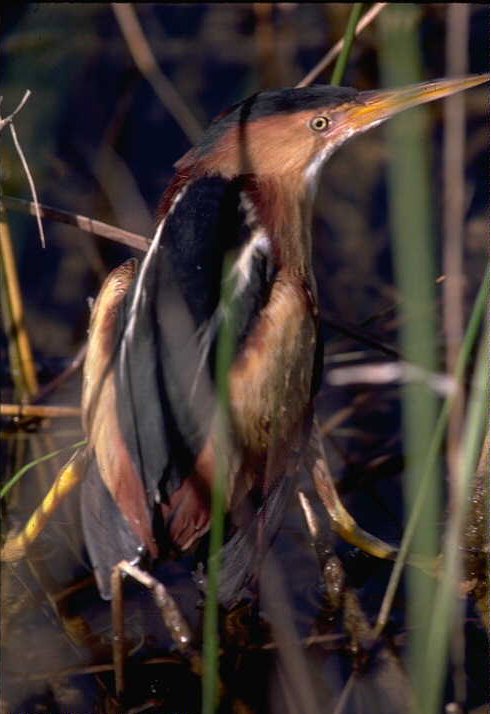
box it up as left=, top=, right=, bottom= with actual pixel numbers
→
left=177, top=75, right=488, bottom=193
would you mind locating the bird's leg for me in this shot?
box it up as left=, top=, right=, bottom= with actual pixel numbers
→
left=307, top=416, right=398, bottom=561
left=110, top=564, right=126, bottom=698
left=298, top=489, right=346, bottom=612
left=306, top=417, right=441, bottom=588
left=110, top=560, right=200, bottom=698
left=1, top=448, right=87, bottom=562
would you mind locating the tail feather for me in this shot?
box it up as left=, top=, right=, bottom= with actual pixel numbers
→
left=80, top=455, right=144, bottom=600
left=218, top=471, right=296, bottom=607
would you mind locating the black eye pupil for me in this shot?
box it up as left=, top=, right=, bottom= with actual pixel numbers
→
left=311, top=116, right=328, bottom=131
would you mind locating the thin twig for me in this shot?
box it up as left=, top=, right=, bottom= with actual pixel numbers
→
left=0, top=90, right=31, bottom=133
left=2, top=195, right=149, bottom=252
left=8, top=120, right=46, bottom=249
left=319, top=393, right=372, bottom=437
left=94, top=145, right=154, bottom=239
left=4, top=656, right=183, bottom=683
left=4, top=631, right=352, bottom=684
left=296, top=3, right=387, bottom=88
left=126, top=702, right=163, bottom=714
left=33, top=342, right=87, bottom=404
left=323, top=314, right=400, bottom=359
left=52, top=575, right=96, bottom=604
left=0, top=404, right=81, bottom=419
left=298, top=490, right=320, bottom=540
left=261, top=630, right=347, bottom=652
left=332, top=672, right=356, bottom=714
left=327, top=360, right=456, bottom=397
left=111, top=3, right=203, bottom=144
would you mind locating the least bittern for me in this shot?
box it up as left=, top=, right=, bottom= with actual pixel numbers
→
left=2, top=75, right=488, bottom=605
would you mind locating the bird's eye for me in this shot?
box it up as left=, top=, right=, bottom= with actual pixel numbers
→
left=309, top=115, right=330, bottom=132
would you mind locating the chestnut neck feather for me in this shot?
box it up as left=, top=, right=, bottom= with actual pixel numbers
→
left=245, top=175, right=314, bottom=278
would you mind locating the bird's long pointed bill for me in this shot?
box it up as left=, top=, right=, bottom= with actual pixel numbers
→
left=348, top=74, right=489, bottom=132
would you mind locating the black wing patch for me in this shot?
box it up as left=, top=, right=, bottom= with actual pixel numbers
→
left=163, top=176, right=251, bottom=326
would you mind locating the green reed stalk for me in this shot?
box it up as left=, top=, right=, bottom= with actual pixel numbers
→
left=378, top=5, right=441, bottom=710
left=331, top=4, right=364, bottom=86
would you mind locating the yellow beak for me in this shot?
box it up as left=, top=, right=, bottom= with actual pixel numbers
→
left=346, top=74, right=489, bottom=133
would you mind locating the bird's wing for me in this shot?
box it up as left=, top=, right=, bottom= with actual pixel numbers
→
left=80, top=259, right=157, bottom=596
left=115, top=175, right=276, bottom=509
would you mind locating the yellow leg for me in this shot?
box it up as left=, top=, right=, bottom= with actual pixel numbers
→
left=1, top=449, right=87, bottom=562
left=309, top=418, right=397, bottom=560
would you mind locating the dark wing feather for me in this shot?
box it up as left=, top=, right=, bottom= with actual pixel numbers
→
left=218, top=467, right=297, bottom=607
left=116, top=175, right=276, bottom=506
left=80, top=260, right=157, bottom=597
left=81, top=259, right=157, bottom=551
left=81, top=456, right=143, bottom=600
left=116, top=238, right=217, bottom=503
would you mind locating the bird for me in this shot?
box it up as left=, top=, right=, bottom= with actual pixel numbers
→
left=2, top=74, right=487, bottom=605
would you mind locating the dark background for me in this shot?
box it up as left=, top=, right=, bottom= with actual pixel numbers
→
left=1, top=4, right=489, bottom=713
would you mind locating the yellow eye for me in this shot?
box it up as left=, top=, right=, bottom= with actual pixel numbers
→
left=309, top=115, right=330, bottom=132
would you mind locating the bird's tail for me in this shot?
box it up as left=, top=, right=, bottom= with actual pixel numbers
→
left=217, top=469, right=297, bottom=607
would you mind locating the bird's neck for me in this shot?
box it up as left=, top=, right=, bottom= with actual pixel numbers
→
left=246, top=175, right=315, bottom=280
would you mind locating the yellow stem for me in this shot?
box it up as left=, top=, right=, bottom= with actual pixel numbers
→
left=0, top=208, right=38, bottom=399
